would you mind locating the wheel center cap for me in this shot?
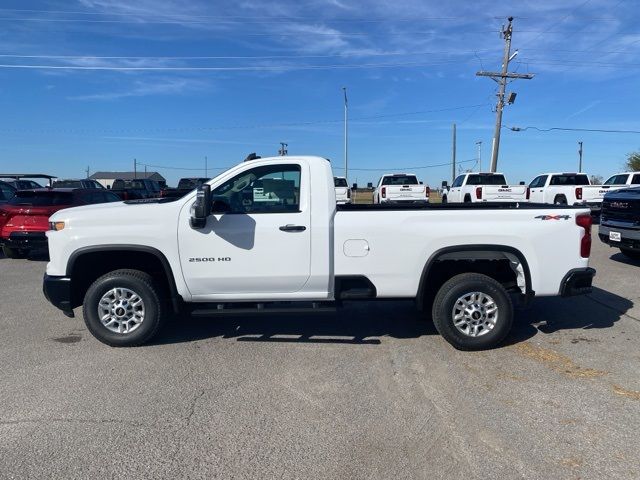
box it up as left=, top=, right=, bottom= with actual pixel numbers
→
left=472, top=311, right=482, bottom=320
left=115, top=307, right=126, bottom=317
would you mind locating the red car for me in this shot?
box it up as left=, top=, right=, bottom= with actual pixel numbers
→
left=0, top=188, right=120, bottom=258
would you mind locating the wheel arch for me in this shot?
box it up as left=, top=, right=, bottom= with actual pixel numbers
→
left=66, top=245, right=182, bottom=313
left=416, top=244, right=533, bottom=311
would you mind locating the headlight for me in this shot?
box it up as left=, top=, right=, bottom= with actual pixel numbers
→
left=49, top=221, right=65, bottom=231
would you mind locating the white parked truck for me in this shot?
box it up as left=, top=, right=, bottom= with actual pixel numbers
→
left=334, top=176, right=351, bottom=204
left=527, top=172, right=626, bottom=212
left=43, top=156, right=595, bottom=351
left=442, top=173, right=527, bottom=204
left=373, top=173, right=429, bottom=204
left=602, top=172, right=640, bottom=188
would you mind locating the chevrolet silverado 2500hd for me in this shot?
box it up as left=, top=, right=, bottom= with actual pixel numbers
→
left=43, top=156, right=595, bottom=350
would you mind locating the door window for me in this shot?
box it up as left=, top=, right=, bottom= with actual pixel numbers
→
left=451, top=175, right=464, bottom=188
left=212, top=164, right=301, bottom=214
left=631, top=174, right=640, bottom=185
left=603, top=174, right=629, bottom=185
left=529, top=175, right=547, bottom=188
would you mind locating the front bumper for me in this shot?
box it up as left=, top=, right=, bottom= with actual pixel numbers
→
left=599, top=224, right=640, bottom=251
left=43, top=274, right=74, bottom=316
left=559, top=267, right=596, bottom=297
left=0, top=232, right=48, bottom=251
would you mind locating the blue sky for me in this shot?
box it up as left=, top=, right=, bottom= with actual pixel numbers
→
left=0, top=0, right=639, bottom=186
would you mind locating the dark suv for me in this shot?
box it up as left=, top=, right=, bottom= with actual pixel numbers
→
left=599, top=187, right=640, bottom=260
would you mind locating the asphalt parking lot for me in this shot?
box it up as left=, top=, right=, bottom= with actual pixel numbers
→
left=0, top=240, right=638, bottom=480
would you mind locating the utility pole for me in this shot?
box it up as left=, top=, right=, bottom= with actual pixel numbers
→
left=85, top=165, right=90, bottom=178
left=278, top=142, right=288, bottom=156
left=134, top=158, right=137, bottom=179
left=476, top=17, right=534, bottom=172
left=205, top=156, right=208, bottom=177
left=343, top=87, right=348, bottom=180
left=451, top=123, right=457, bottom=182
left=578, top=141, right=583, bottom=172
left=476, top=141, right=482, bottom=171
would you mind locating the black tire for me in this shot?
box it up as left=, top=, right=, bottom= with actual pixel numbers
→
left=82, top=269, right=165, bottom=347
left=620, top=248, right=640, bottom=261
left=441, top=195, right=448, bottom=204
left=432, top=273, right=513, bottom=351
left=554, top=195, right=567, bottom=205
left=2, top=246, right=27, bottom=259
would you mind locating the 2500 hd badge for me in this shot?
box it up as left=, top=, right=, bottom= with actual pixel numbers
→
left=188, top=257, right=231, bottom=262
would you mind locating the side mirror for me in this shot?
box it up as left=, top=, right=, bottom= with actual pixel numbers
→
left=352, top=183, right=357, bottom=189
left=419, top=181, right=424, bottom=185
left=519, top=181, right=525, bottom=185
left=190, top=184, right=212, bottom=229
left=441, top=180, right=448, bottom=188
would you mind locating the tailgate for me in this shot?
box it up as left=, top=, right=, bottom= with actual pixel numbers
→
left=385, top=185, right=427, bottom=200
left=482, top=185, right=528, bottom=201
left=582, top=185, right=626, bottom=202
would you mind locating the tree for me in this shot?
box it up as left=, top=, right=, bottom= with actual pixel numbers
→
left=626, top=151, right=640, bottom=171
left=590, top=175, right=603, bottom=185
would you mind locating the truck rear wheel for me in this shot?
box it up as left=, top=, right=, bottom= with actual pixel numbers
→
left=554, top=195, right=567, bottom=205
left=432, top=273, right=513, bottom=350
left=82, top=269, right=165, bottom=347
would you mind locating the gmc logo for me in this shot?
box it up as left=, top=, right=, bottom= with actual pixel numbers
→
left=610, top=202, right=629, bottom=209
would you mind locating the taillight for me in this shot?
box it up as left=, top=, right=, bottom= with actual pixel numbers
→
left=526, top=187, right=530, bottom=200
left=425, top=186, right=430, bottom=197
left=576, top=213, right=592, bottom=258
left=575, top=187, right=583, bottom=200
left=381, top=187, right=386, bottom=198
left=122, top=192, right=129, bottom=201
left=475, top=187, right=482, bottom=200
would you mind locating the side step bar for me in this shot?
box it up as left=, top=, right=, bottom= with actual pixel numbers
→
left=191, top=302, right=337, bottom=317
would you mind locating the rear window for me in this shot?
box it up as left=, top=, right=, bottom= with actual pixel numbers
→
left=53, top=180, right=82, bottom=188
left=382, top=175, right=418, bottom=186
left=550, top=174, right=590, bottom=186
left=9, top=191, right=73, bottom=206
left=631, top=174, right=640, bottom=185
left=466, top=174, right=507, bottom=185
left=334, top=177, right=348, bottom=187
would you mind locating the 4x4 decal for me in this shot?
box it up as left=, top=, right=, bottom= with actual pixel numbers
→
left=534, top=214, right=571, bottom=220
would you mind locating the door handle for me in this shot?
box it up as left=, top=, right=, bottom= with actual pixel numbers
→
left=279, top=224, right=306, bottom=232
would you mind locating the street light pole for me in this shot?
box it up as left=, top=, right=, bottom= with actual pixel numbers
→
left=343, top=87, right=348, bottom=180
left=476, top=141, right=482, bottom=172
left=578, top=141, right=583, bottom=172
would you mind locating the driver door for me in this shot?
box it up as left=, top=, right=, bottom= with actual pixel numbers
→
left=178, top=162, right=311, bottom=299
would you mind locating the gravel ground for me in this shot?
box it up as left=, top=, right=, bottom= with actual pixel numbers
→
left=0, top=239, right=638, bottom=480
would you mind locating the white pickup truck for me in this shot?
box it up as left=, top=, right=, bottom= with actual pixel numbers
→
left=334, top=176, right=351, bottom=204
left=527, top=172, right=626, bottom=212
left=373, top=173, right=429, bottom=204
left=43, top=156, right=595, bottom=351
left=602, top=171, right=640, bottom=188
left=441, top=173, right=527, bottom=204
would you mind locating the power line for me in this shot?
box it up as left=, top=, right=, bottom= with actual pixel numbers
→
left=507, top=125, right=640, bottom=134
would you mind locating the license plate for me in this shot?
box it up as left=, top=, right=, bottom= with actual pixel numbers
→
left=609, top=231, right=621, bottom=242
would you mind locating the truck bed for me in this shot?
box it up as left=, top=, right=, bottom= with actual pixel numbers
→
left=337, top=202, right=584, bottom=211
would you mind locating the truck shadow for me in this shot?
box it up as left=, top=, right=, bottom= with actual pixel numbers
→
left=504, top=287, right=633, bottom=346
left=608, top=251, right=640, bottom=267
left=153, top=286, right=633, bottom=347
left=153, top=301, right=435, bottom=346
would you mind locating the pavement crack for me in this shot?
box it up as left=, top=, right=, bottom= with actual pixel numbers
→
left=0, top=417, right=146, bottom=427
left=184, top=389, right=206, bottom=426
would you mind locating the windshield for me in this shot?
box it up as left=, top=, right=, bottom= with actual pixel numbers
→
left=550, top=174, right=590, bottom=186
left=9, top=191, right=73, bottom=206
left=382, top=175, right=418, bottom=186
left=466, top=174, right=508, bottom=185
left=334, top=178, right=348, bottom=187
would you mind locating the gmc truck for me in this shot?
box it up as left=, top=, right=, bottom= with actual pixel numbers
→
left=373, top=174, right=429, bottom=204
left=527, top=172, right=625, bottom=212
left=43, top=156, right=595, bottom=351
left=441, top=173, right=527, bottom=204
left=598, top=186, right=640, bottom=260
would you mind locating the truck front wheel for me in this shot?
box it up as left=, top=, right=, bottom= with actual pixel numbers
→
left=432, top=273, right=513, bottom=350
left=82, top=269, right=165, bottom=347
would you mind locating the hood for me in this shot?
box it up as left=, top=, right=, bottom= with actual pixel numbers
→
left=605, top=186, right=640, bottom=199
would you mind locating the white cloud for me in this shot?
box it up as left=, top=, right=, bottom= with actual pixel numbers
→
left=69, top=77, right=210, bottom=100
